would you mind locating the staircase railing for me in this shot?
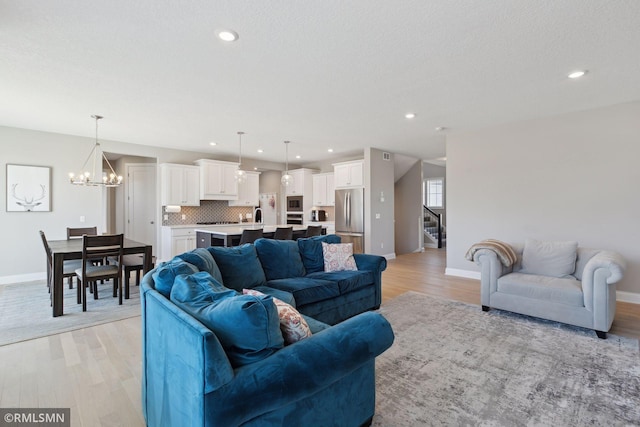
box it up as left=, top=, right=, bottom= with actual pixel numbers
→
left=423, top=205, right=443, bottom=248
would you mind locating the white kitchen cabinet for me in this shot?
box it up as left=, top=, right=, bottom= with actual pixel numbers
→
left=160, top=227, right=197, bottom=260
left=160, top=163, right=200, bottom=206
left=283, top=169, right=305, bottom=196
left=229, top=171, right=260, bottom=206
left=195, top=159, right=239, bottom=200
left=333, top=160, right=364, bottom=188
left=312, top=173, right=335, bottom=206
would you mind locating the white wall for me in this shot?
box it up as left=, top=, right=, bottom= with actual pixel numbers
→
left=447, top=101, right=640, bottom=295
left=395, top=159, right=423, bottom=254
left=364, top=147, right=395, bottom=256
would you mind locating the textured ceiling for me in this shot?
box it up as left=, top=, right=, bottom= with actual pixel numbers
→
left=1, top=0, right=639, bottom=164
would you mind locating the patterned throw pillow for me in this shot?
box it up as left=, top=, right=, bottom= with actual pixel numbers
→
left=322, top=242, right=358, bottom=272
left=243, top=289, right=312, bottom=345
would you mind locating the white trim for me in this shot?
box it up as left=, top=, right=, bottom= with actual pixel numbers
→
left=424, top=242, right=438, bottom=249
left=445, top=268, right=640, bottom=305
left=0, top=272, right=46, bottom=285
left=617, top=291, right=640, bottom=305
left=445, top=268, right=481, bottom=280
left=383, top=253, right=396, bottom=260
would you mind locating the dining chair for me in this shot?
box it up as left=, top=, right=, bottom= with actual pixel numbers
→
left=273, top=226, right=293, bottom=240
left=74, top=234, right=124, bottom=312
left=239, top=228, right=264, bottom=245
left=39, top=231, right=83, bottom=303
left=305, top=225, right=323, bottom=237
left=108, top=254, right=156, bottom=297
left=66, top=226, right=98, bottom=239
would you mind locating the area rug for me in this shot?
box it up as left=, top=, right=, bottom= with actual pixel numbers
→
left=0, top=279, right=141, bottom=346
left=373, top=292, right=640, bottom=426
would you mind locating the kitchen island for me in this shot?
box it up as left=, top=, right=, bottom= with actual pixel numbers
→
left=195, top=224, right=326, bottom=248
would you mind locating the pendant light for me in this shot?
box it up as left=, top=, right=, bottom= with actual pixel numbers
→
left=281, top=140, right=294, bottom=187
left=234, top=131, right=247, bottom=184
left=69, top=115, right=123, bottom=187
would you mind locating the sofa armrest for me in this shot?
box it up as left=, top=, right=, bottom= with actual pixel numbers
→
left=473, top=249, right=511, bottom=307
left=208, top=311, right=394, bottom=426
left=353, top=253, right=387, bottom=273
left=582, top=251, right=626, bottom=285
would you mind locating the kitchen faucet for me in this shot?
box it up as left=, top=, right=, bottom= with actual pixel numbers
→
left=253, top=207, right=263, bottom=225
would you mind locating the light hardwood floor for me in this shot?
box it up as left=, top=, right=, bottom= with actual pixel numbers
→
left=1, top=249, right=638, bottom=426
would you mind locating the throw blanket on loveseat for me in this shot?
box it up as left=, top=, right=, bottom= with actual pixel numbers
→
left=465, top=239, right=517, bottom=267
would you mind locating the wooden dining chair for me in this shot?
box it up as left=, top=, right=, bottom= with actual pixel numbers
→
left=108, top=254, right=156, bottom=297
left=273, top=226, right=293, bottom=240
left=239, top=228, right=264, bottom=245
left=67, top=226, right=98, bottom=239
left=74, top=234, right=124, bottom=312
left=39, top=231, right=82, bottom=303
left=305, top=225, right=323, bottom=237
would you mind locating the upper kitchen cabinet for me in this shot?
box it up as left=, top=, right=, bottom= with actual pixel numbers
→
left=283, top=169, right=305, bottom=196
left=312, top=172, right=335, bottom=206
left=195, top=159, right=239, bottom=200
left=333, top=160, right=364, bottom=188
left=159, top=163, right=200, bottom=206
left=229, top=171, right=260, bottom=206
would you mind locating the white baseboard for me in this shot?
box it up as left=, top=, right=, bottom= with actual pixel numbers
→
left=445, top=268, right=481, bottom=280
left=0, top=272, right=46, bottom=285
left=424, top=242, right=438, bottom=249
left=445, top=268, right=640, bottom=305
left=616, top=291, right=640, bottom=304
left=383, top=253, right=396, bottom=260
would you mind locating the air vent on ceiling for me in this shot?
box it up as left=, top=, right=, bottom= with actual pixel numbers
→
left=383, top=152, right=391, bottom=161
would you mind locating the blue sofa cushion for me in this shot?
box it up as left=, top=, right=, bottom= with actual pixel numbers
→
left=176, top=248, right=223, bottom=283
left=208, top=244, right=267, bottom=291
left=253, top=285, right=296, bottom=307
left=152, top=259, right=199, bottom=298
left=170, top=271, right=284, bottom=367
left=267, top=277, right=339, bottom=306
left=305, top=270, right=374, bottom=294
left=297, top=234, right=342, bottom=274
left=254, top=238, right=306, bottom=280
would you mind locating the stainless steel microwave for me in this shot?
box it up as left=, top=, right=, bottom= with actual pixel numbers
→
left=287, top=196, right=303, bottom=212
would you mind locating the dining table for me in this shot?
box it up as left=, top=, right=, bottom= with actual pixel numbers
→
left=47, top=237, right=153, bottom=317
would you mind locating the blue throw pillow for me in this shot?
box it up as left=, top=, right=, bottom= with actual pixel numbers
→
left=207, top=244, right=267, bottom=291
left=176, top=248, right=223, bottom=283
left=152, top=259, right=199, bottom=298
left=170, top=271, right=283, bottom=367
left=254, top=238, right=305, bottom=280
left=297, top=234, right=341, bottom=274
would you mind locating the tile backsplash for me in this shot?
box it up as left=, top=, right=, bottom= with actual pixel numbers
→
left=162, top=200, right=255, bottom=225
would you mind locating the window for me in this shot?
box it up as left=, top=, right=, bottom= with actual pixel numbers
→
left=425, top=178, right=444, bottom=209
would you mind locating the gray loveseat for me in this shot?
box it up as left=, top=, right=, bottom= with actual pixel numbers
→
left=471, top=239, right=626, bottom=339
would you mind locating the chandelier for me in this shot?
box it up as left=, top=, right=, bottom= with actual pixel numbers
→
left=234, top=131, right=247, bottom=184
left=69, top=115, right=122, bottom=187
left=281, top=140, right=294, bottom=187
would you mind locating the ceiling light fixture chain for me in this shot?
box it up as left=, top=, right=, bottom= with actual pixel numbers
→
left=234, top=131, right=247, bottom=184
left=281, top=140, right=294, bottom=187
left=69, top=115, right=123, bottom=187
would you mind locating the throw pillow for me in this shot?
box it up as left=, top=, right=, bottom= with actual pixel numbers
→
left=152, top=259, right=199, bottom=298
left=254, top=238, right=306, bottom=280
left=322, top=242, right=358, bottom=272
left=298, top=234, right=342, bottom=274
left=171, top=272, right=283, bottom=367
left=521, top=238, right=578, bottom=278
left=176, top=248, right=223, bottom=284
left=207, top=244, right=267, bottom=291
left=243, top=288, right=312, bottom=345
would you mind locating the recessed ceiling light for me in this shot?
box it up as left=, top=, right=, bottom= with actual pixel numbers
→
left=209, top=142, right=217, bottom=146
left=253, top=167, right=258, bottom=170
left=328, top=148, right=334, bottom=153
left=568, top=70, right=587, bottom=79
left=218, top=30, right=239, bottom=42
left=295, top=155, right=301, bottom=159
left=405, top=113, right=416, bottom=119
left=257, top=149, right=263, bottom=153
left=435, top=126, right=446, bottom=132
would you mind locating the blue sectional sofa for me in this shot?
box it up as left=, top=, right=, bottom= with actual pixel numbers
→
left=140, top=235, right=393, bottom=427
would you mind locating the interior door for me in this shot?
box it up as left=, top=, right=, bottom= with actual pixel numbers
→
left=126, top=164, right=157, bottom=250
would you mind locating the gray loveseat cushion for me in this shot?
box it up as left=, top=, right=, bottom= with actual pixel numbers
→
left=497, top=272, right=584, bottom=307
left=520, top=239, right=578, bottom=278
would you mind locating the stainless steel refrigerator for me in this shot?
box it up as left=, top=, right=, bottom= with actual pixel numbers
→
left=335, top=188, right=364, bottom=253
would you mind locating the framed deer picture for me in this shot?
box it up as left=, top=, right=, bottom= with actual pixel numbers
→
left=6, top=164, right=51, bottom=212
